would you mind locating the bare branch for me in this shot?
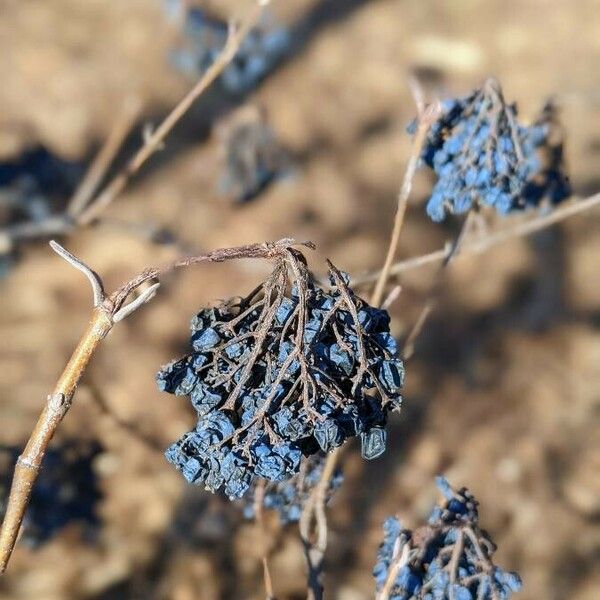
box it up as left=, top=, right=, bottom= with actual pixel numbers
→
left=370, top=91, right=441, bottom=307
left=77, top=3, right=265, bottom=226
left=0, top=308, right=113, bottom=573
left=352, top=192, right=600, bottom=287
left=0, top=237, right=310, bottom=574
left=377, top=542, right=410, bottom=600
left=67, top=98, right=141, bottom=218
left=49, top=240, right=105, bottom=307
left=112, top=282, right=160, bottom=322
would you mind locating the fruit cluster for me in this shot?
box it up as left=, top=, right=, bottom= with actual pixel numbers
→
left=167, top=5, right=290, bottom=94
left=411, top=79, right=569, bottom=221
left=374, top=477, right=522, bottom=599
left=241, top=453, right=343, bottom=523
left=219, top=120, right=287, bottom=203
left=158, top=254, right=403, bottom=499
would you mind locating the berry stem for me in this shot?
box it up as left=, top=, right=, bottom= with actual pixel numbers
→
left=370, top=98, right=442, bottom=307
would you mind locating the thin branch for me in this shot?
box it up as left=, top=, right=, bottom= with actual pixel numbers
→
left=49, top=240, right=105, bottom=307
left=67, top=98, right=141, bottom=218
left=112, top=282, right=160, bottom=322
left=0, top=216, right=74, bottom=251
left=377, top=542, right=410, bottom=600
left=370, top=96, right=441, bottom=307
left=0, top=1, right=265, bottom=249
left=0, top=236, right=308, bottom=575
left=262, top=557, right=276, bottom=600
left=402, top=301, right=434, bottom=361
left=402, top=209, right=475, bottom=359
left=299, top=446, right=341, bottom=600
left=0, top=309, right=113, bottom=574
left=382, top=285, right=402, bottom=311
left=77, top=3, right=264, bottom=226
left=352, top=192, right=600, bottom=286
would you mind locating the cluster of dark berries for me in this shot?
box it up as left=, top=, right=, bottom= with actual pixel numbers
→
left=411, top=78, right=570, bottom=222
left=219, top=118, right=289, bottom=203
left=158, top=252, right=403, bottom=499
left=373, top=477, right=522, bottom=599
left=241, top=453, right=343, bottom=523
left=166, top=3, right=290, bottom=95
left=0, top=443, right=102, bottom=546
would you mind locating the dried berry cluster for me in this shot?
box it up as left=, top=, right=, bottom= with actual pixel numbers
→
left=0, top=443, right=102, bottom=546
left=374, top=477, right=522, bottom=599
left=412, top=78, right=569, bottom=221
left=242, top=453, right=343, bottom=523
left=167, top=5, right=290, bottom=94
left=158, top=251, right=403, bottom=499
left=219, top=120, right=287, bottom=203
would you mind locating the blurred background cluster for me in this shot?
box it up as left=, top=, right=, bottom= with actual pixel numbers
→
left=0, top=1, right=598, bottom=599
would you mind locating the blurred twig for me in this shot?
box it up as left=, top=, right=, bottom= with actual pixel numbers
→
left=352, top=191, right=600, bottom=287
left=402, top=209, right=475, bottom=360
left=378, top=541, right=409, bottom=600
left=0, top=236, right=305, bottom=574
left=0, top=1, right=266, bottom=250
left=67, top=99, right=142, bottom=218
left=78, top=4, right=263, bottom=225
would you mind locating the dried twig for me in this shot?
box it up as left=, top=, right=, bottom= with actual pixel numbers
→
left=352, top=191, right=600, bottom=286
left=299, top=447, right=339, bottom=600
left=377, top=541, right=410, bottom=600
left=402, top=209, right=475, bottom=359
left=77, top=4, right=263, bottom=226
left=67, top=99, right=142, bottom=218
left=0, top=236, right=304, bottom=574
left=370, top=90, right=441, bottom=307
left=0, top=1, right=266, bottom=249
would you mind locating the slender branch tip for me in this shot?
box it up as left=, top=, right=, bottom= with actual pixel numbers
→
left=49, top=240, right=106, bottom=307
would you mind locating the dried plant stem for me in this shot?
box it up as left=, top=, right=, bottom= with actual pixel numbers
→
left=0, top=1, right=265, bottom=248
left=353, top=191, right=600, bottom=286
left=77, top=4, right=263, bottom=226
left=370, top=102, right=441, bottom=307
left=378, top=542, right=410, bottom=600
left=262, top=556, right=276, bottom=600
left=253, top=481, right=277, bottom=600
left=0, top=308, right=112, bottom=573
left=67, top=99, right=142, bottom=218
left=0, top=237, right=304, bottom=575
left=299, top=447, right=340, bottom=600
left=402, top=210, right=475, bottom=359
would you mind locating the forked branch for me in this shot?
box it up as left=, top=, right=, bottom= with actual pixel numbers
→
left=0, top=236, right=305, bottom=574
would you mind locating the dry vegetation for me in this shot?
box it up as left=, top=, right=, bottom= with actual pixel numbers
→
left=0, top=1, right=598, bottom=599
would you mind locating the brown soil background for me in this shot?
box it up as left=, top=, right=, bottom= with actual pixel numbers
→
left=0, top=1, right=598, bottom=599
